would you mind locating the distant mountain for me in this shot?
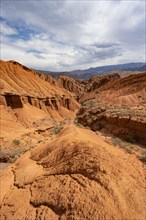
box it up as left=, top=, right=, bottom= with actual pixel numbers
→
left=37, top=62, right=146, bottom=79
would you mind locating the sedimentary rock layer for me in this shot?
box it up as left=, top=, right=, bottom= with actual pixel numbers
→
left=0, top=125, right=145, bottom=219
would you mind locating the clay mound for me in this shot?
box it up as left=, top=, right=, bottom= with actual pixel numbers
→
left=0, top=125, right=145, bottom=219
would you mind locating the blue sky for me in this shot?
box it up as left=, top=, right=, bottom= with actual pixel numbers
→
left=0, top=0, right=145, bottom=71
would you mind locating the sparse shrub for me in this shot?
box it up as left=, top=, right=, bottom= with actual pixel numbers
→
left=125, top=134, right=136, bottom=143
left=125, top=148, right=132, bottom=154
left=112, top=137, right=135, bottom=155
left=0, top=151, right=9, bottom=163
left=13, top=139, right=20, bottom=146
left=84, top=99, right=95, bottom=107
left=75, top=122, right=84, bottom=128
left=112, top=137, right=128, bottom=149
left=9, top=154, right=15, bottom=159
left=112, top=138, right=123, bottom=147
left=139, top=151, right=146, bottom=162
left=79, top=100, right=84, bottom=105
left=98, top=121, right=106, bottom=130
left=51, top=124, right=63, bottom=134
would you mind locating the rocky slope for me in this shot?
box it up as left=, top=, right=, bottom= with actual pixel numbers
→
left=37, top=72, right=56, bottom=85
left=0, top=60, right=80, bottom=127
left=83, top=72, right=146, bottom=106
left=77, top=72, right=146, bottom=145
left=57, top=75, right=85, bottom=97
left=37, top=72, right=120, bottom=97
left=37, top=72, right=85, bottom=97
left=0, top=125, right=145, bottom=220
left=81, top=73, right=120, bottom=92
left=0, top=60, right=80, bottom=165
left=77, top=101, right=146, bottom=144
left=0, top=60, right=146, bottom=220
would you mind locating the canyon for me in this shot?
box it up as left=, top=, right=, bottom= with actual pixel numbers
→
left=0, top=60, right=146, bottom=220
left=77, top=72, right=146, bottom=145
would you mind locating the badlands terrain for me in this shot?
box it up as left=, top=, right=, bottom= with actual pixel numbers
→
left=0, top=60, right=146, bottom=219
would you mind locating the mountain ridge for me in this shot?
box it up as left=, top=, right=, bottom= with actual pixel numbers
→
left=36, top=62, right=146, bottom=79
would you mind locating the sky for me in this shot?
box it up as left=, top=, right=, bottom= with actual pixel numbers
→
left=0, top=0, right=146, bottom=71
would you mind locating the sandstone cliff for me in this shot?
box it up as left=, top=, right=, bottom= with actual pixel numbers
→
left=77, top=102, right=146, bottom=144
left=0, top=60, right=80, bottom=126
left=57, top=75, right=85, bottom=97
left=37, top=72, right=85, bottom=97
left=81, top=73, right=120, bottom=92
left=77, top=72, right=146, bottom=144
left=82, top=72, right=146, bottom=106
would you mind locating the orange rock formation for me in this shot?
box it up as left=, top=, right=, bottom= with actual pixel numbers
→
left=0, top=125, right=145, bottom=219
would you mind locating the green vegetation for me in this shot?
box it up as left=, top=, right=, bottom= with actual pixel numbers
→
left=83, top=99, right=96, bottom=108
left=51, top=124, right=64, bottom=134
left=125, top=134, right=136, bottom=143
left=106, top=107, right=146, bottom=118
left=75, top=122, right=85, bottom=128
left=98, top=121, right=106, bottom=130
left=125, top=148, right=132, bottom=154
left=139, top=151, right=146, bottom=162
left=13, top=139, right=20, bottom=146
left=111, top=136, right=146, bottom=161
left=112, top=137, right=128, bottom=148
left=112, top=137, right=133, bottom=154
left=83, top=99, right=146, bottom=118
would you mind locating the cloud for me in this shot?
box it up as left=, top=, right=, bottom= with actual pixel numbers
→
left=0, top=21, right=17, bottom=35
left=0, top=0, right=145, bottom=71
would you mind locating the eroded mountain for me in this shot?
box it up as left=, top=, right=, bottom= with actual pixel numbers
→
left=0, top=60, right=146, bottom=220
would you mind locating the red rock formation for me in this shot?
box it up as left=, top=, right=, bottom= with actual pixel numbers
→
left=37, top=72, right=56, bottom=85
left=0, top=60, right=80, bottom=119
left=56, top=75, right=85, bottom=96
left=0, top=125, right=145, bottom=219
left=37, top=72, right=85, bottom=97
left=77, top=102, right=146, bottom=144
left=81, top=73, right=120, bottom=92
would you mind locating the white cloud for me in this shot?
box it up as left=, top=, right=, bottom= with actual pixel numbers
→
left=0, top=21, right=17, bottom=35
left=0, top=0, right=145, bottom=71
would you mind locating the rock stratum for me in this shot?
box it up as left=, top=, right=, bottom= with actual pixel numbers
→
left=0, top=125, right=145, bottom=220
left=0, top=60, right=79, bottom=129
left=0, top=60, right=146, bottom=220
left=38, top=72, right=85, bottom=97
left=77, top=72, right=146, bottom=145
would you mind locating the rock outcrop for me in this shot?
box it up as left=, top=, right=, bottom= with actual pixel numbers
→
left=37, top=72, right=85, bottom=97
left=77, top=72, right=146, bottom=144
left=77, top=103, right=146, bottom=144
left=57, top=75, right=85, bottom=96
left=0, top=60, right=80, bottom=121
left=81, top=72, right=146, bottom=106
left=37, top=72, right=56, bottom=85
left=0, top=125, right=145, bottom=220
left=81, top=73, right=120, bottom=92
